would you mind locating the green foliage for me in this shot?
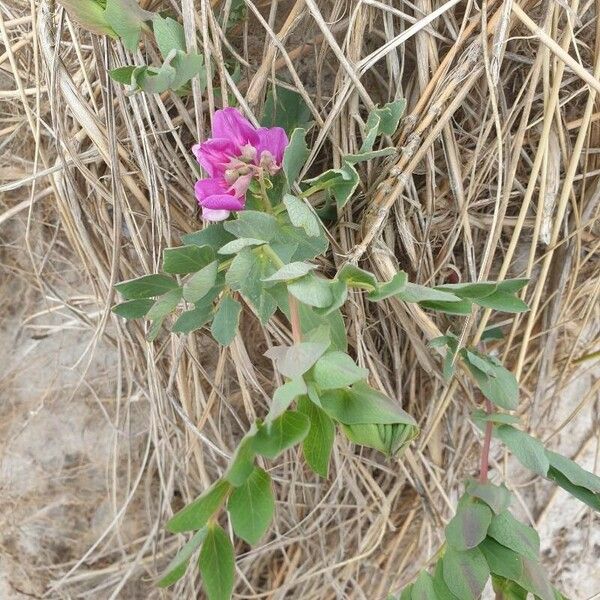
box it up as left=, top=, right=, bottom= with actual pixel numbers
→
left=183, top=261, right=218, bottom=303
left=163, top=245, right=215, bottom=274
left=104, top=0, right=151, bottom=50
left=112, top=298, right=154, bottom=319
left=283, top=129, right=309, bottom=187
left=283, top=194, right=321, bottom=237
left=166, top=479, right=231, bottom=533
left=158, top=528, right=207, bottom=587
left=442, top=547, right=490, bottom=600
left=262, top=86, right=312, bottom=133
left=297, top=396, right=335, bottom=477
left=265, top=342, right=329, bottom=378
left=492, top=425, right=550, bottom=477
left=199, top=525, right=235, bottom=600
left=465, top=480, right=512, bottom=515
left=312, top=351, right=369, bottom=390
left=58, top=0, right=116, bottom=36
left=445, top=498, right=493, bottom=550
left=302, top=162, right=360, bottom=209
left=211, top=296, right=241, bottom=346
left=227, top=468, right=274, bottom=544
left=252, top=412, right=310, bottom=459
left=115, top=274, right=178, bottom=299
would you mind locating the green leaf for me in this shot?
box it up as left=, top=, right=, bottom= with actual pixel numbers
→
left=166, top=479, right=231, bottom=533
left=371, top=99, right=406, bottom=136
left=282, top=194, right=321, bottom=237
left=152, top=14, right=186, bottom=59
left=435, top=282, right=498, bottom=298
left=105, top=0, right=149, bottom=51
left=262, top=261, right=315, bottom=282
left=303, top=161, right=360, bottom=208
left=171, top=303, right=213, bottom=333
left=312, top=351, right=369, bottom=390
left=211, top=296, right=241, bottom=346
left=445, top=498, right=493, bottom=550
left=432, top=560, right=461, bottom=599
left=288, top=273, right=334, bottom=308
left=398, top=282, right=462, bottom=304
left=183, top=261, right=218, bottom=303
left=218, top=237, right=266, bottom=255
left=163, top=245, right=215, bottom=274
left=226, top=247, right=279, bottom=324
left=474, top=291, right=529, bottom=313
left=112, top=298, right=154, bottom=319
left=109, top=65, right=136, bottom=84
left=480, top=538, right=523, bottom=581
left=368, top=272, right=408, bottom=301
left=265, top=342, right=329, bottom=378
left=269, top=377, right=307, bottom=421
left=336, top=264, right=378, bottom=290
left=320, top=381, right=417, bottom=426
left=225, top=431, right=257, bottom=486
left=58, top=0, right=116, bottom=36
left=493, top=425, right=550, bottom=477
left=314, top=279, right=347, bottom=316
left=287, top=226, right=329, bottom=261
left=147, top=287, right=182, bottom=321
left=486, top=511, right=540, bottom=561
left=169, top=51, right=205, bottom=91
left=481, top=326, right=504, bottom=341
left=298, top=305, right=347, bottom=352
left=182, top=223, right=235, bottom=249
left=342, top=421, right=418, bottom=456
left=283, top=129, right=309, bottom=187
left=116, top=274, right=178, bottom=299
left=463, top=352, right=519, bottom=410
left=491, top=576, right=528, bottom=599
left=227, top=467, right=274, bottom=544
left=412, top=571, right=436, bottom=600
left=224, top=211, right=280, bottom=242
left=298, top=395, right=335, bottom=477
left=146, top=316, right=165, bottom=341
left=262, top=86, right=312, bottom=134
left=546, top=450, right=600, bottom=493
left=355, top=99, right=406, bottom=154
left=442, top=547, right=490, bottom=600
left=546, top=465, right=600, bottom=511
left=419, top=298, right=473, bottom=315
left=496, top=279, right=529, bottom=293
left=252, top=411, right=310, bottom=459
left=158, top=528, right=207, bottom=587
left=518, top=558, right=555, bottom=600
left=133, top=63, right=176, bottom=94
left=465, top=480, right=512, bottom=515
left=471, top=410, right=520, bottom=425
left=198, top=525, right=235, bottom=600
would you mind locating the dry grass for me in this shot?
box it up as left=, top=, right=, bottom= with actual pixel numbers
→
left=0, top=0, right=599, bottom=598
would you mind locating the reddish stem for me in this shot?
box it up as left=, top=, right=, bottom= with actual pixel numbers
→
left=288, top=293, right=302, bottom=344
left=479, top=398, right=494, bottom=483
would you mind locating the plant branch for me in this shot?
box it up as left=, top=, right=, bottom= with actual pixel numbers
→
left=288, top=293, right=302, bottom=344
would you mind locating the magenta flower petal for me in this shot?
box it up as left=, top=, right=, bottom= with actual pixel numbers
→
left=201, top=208, right=231, bottom=221
left=212, top=108, right=259, bottom=148
left=195, top=177, right=229, bottom=200
left=256, top=127, right=288, bottom=164
left=194, top=138, right=238, bottom=177
left=202, top=194, right=245, bottom=211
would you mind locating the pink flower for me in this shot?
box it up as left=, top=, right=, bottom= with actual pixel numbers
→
left=192, top=108, right=288, bottom=221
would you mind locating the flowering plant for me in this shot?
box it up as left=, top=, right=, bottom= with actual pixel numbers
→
left=193, top=108, right=288, bottom=221
left=112, top=105, right=599, bottom=600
